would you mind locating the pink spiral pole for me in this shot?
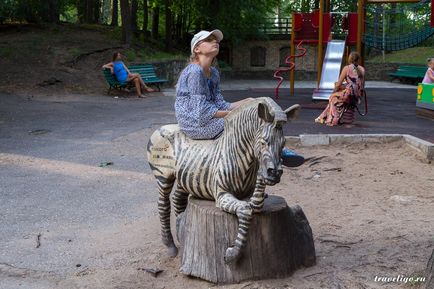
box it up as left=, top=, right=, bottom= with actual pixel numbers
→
left=273, top=41, right=307, bottom=99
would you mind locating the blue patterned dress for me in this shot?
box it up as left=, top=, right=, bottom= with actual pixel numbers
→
left=175, top=63, right=231, bottom=139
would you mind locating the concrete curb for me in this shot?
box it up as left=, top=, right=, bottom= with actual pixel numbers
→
left=285, top=134, right=434, bottom=161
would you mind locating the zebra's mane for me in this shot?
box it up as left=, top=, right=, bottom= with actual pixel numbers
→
left=224, top=97, right=287, bottom=132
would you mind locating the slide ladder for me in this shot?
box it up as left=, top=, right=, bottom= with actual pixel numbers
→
left=312, top=40, right=346, bottom=101
left=273, top=41, right=306, bottom=99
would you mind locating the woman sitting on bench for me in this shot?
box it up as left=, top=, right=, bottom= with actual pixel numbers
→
left=315, top=52, right=365, bottom=126
left=102, top=52, right=155, bottom=98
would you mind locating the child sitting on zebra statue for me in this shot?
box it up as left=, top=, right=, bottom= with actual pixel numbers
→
left=175, top=29, right=304, bottom=167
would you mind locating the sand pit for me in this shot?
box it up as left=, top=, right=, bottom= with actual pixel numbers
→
left=53, top=140, right=433, bottom=289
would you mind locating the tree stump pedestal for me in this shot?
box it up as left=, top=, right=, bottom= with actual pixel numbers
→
left=176, top=195, right=316, bottom=284
left=426, top=249, right=434, bottom=289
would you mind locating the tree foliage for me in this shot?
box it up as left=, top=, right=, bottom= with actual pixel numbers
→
left=1, top=0, right=75, bottom=23
left=2, top=0, right=428, bottom=49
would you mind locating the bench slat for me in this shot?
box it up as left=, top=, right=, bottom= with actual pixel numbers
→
left=389, top=65, right=426, bottom=83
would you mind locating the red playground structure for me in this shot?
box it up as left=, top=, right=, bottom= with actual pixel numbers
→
left=274, top=0, right=434, bottom=100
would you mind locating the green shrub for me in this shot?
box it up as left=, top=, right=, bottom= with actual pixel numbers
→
left=0, top=47, right=13, bottom=58
left=124, top=50, right=137, bottom=61
left=367, top=47, right=434, bottom=64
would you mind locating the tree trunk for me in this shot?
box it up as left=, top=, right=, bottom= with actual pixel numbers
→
left=427, top=249, right=434, bottom=289
left=174, top=14, right=182, bottom=43
left=77, top=0, right=85, bottom=23
left=120, top=0, right=132, bottom=45
left=47, top=0, right=60, bottom=23
left=176, top=196, right=316, bottom=284
left=100, top=0, right=112, bottom=24
left=78, top=0, right=99, bottom=23
left=131, top=0, right=138, bottom=35
left=164, top=0, right=172, bottom=50
left=151, top=6, right=159, bottom=40
left=86, top=0, right=93, bottom=23
left=142, top=0, right=148, bottom=33
left=111, top=0, right=118, bottom=26
left=93, top=0, right=101, bottom=23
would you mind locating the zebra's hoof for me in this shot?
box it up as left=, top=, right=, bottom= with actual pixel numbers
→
left=224, top=246, right=240, bottom=264
left=167, top=244, right=178, bottom=258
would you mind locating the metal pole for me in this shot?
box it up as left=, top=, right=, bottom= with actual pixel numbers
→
left=382, top=8, right=386, bottom=62
left=317, top=0, right=324, bottom=87
left=290, top=14, right=296, bottom=96
left=357, top=0, right=364, bottom=58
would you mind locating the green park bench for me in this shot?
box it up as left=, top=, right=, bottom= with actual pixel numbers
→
left=389, top=65, right=427, bottom=84
left=102, top=64, right=168, bottom=94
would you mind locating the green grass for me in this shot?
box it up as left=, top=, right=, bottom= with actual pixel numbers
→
left=124, top=50, right=137, bottom=61
left=0, top=47, right=13, bottom=57
left=367, top=47, right=433, bottom=64
left=120, top=48, right=185, bottom=64
left=68, top=47, right=83, bottom=57
left=149, top=51, right=185, bottom=61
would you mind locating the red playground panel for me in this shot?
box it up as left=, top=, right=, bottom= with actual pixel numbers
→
left=431, top=0, right=434, bottom=27
left=346, top=13, right=358, bottom=45
left=293, top=12, right=332, bottom=43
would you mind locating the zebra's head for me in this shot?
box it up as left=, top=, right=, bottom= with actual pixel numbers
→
left=256, top=101, right=300, bottom=185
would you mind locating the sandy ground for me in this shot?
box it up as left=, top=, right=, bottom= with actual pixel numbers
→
left=6, top=142, right=431, bottom=289
left=87, top=143, right=432, bottom=289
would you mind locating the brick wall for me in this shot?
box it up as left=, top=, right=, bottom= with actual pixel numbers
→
left=231, top=39, right=407, bottom=81
left=364, top=62, right=401, bottom=81
left=146, top=51, right=405, bottom=84
left=231, top=40, right=319, bottom=79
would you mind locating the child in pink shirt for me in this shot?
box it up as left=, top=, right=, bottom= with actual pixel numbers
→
left=422, top=57, right=434, bottom=84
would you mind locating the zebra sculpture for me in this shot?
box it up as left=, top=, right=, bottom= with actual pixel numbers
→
left=147, top=97, right=300, bottom=263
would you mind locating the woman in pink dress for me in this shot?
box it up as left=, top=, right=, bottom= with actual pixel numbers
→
left=315, top=52, right=365, bottom=126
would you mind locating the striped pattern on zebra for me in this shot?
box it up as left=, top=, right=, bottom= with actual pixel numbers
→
left=147, top=97, right=300, bottom=263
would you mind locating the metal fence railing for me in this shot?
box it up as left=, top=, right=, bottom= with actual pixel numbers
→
left=258, top=17, right=292, bottom=35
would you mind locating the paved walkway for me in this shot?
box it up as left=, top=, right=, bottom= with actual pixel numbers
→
left=162, top=80, right=415, bottom=94
left=163, top=80, right=433, bottom=143
left=220, top=80, right=416, bottom=90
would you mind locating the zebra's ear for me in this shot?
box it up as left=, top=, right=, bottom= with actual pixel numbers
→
left=258, top=103, right=274, bottom=122
left=284, top=104, right=301, bottom=121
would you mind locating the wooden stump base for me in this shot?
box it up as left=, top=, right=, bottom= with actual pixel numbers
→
left=176, top=195, right=316, bottom=284
left=426, top=249, right=434, bottom=289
